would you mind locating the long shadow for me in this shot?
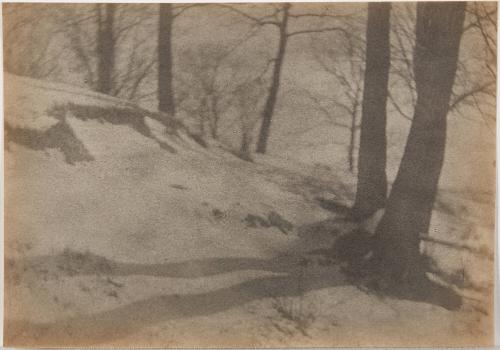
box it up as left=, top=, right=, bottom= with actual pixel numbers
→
left=5, top=120, right=94, bottom=165
left=22, top=251, right=308, bottom=278
left=5, top=255, right=346, bottom=347
left=6, top=249, right=464, bottom=347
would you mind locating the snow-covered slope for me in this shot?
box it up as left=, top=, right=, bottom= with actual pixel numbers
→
left=4, top=74, right=494, bottom=347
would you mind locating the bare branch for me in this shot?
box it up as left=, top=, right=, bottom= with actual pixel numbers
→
left=114, top=15, right=152, bottom=40
left=388, top=92, right=413, bottom=121
left=299, top=88, right=351, bottom=128
left=450, top=81, right=496, bottom=111
left=255, top=58, right=276, bottom=79
left=216, top=4, right=280, bottom=27
left=173, top=4, right=206, bottom=18
left=287, top=26, right=348, bottom=38
left=288, top=12, right=355, bottom=19
left=127, top=59, right=156, bottom=100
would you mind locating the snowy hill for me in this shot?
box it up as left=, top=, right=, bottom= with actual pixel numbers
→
left=4, top=74, right=494, bottom=347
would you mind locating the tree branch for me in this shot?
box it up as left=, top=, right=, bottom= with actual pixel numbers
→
left=450, top=81, right=496, bottom=111
left=173, top=4, right=206, bottom=18
left=287, top=26, right=348, bottom=38
left=288, top=12, right=355, bottom=19
left=217, top=4, right=280, bottom=27
left=388, top=92, right=413, bottom=121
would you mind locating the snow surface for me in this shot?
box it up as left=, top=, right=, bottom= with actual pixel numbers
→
left=3, top=74, right=494, bottom=347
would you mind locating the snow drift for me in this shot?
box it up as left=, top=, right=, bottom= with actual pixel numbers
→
left=4, top=74, right=494, bottom=347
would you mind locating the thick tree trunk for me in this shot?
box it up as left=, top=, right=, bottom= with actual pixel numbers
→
left=373, top=2, right=466, bottom=282
left=158, top=4, right=176, bottom=117
left=256, top=3, right=290, bottom=154
left=96, top=4, right=116, bottom=95
left=351, top=3, right=391, bottom=219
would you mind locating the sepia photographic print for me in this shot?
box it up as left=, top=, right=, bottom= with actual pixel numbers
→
left=2, top=1, right=497, bottom=347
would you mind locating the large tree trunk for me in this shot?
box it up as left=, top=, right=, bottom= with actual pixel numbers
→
left=158, top=3, right=176, bottom=117
left=351, top=3, right=391, bottom=219
left=373, top=2, right=466, bottom=282
left=255, top=3, right=290, bottom=154
left=96, top=4, right=116, bottom=95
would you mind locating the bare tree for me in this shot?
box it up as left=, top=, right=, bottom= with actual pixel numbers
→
left=311, top=16, right=365, bottom=172
left=3, top=4, right=62, bottom=79
left=221, top=3, right=350, bottom=154
left=389, top=3, right=496, bottom=124
left=158, top=4, right=176, bottom=116
left=465, top=2, right=496, bottom=80
left=176, top=43, right=242, bottom=141
left=371, top=2, right=466, bottom=285
left=112, top=31, right=156, bottom=100
left=175, top=23, right=263, bottom=144
left=351, top=3, right=391, bottom=220
left=50, top=4, right=156, bottom=98
left=255, top=3, right=290, bottom=154
left=233, top=77, right=267, bottom=161
left=96, top=4, right=116, bottom=94
left=157, top=4, right=206, bottom=120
